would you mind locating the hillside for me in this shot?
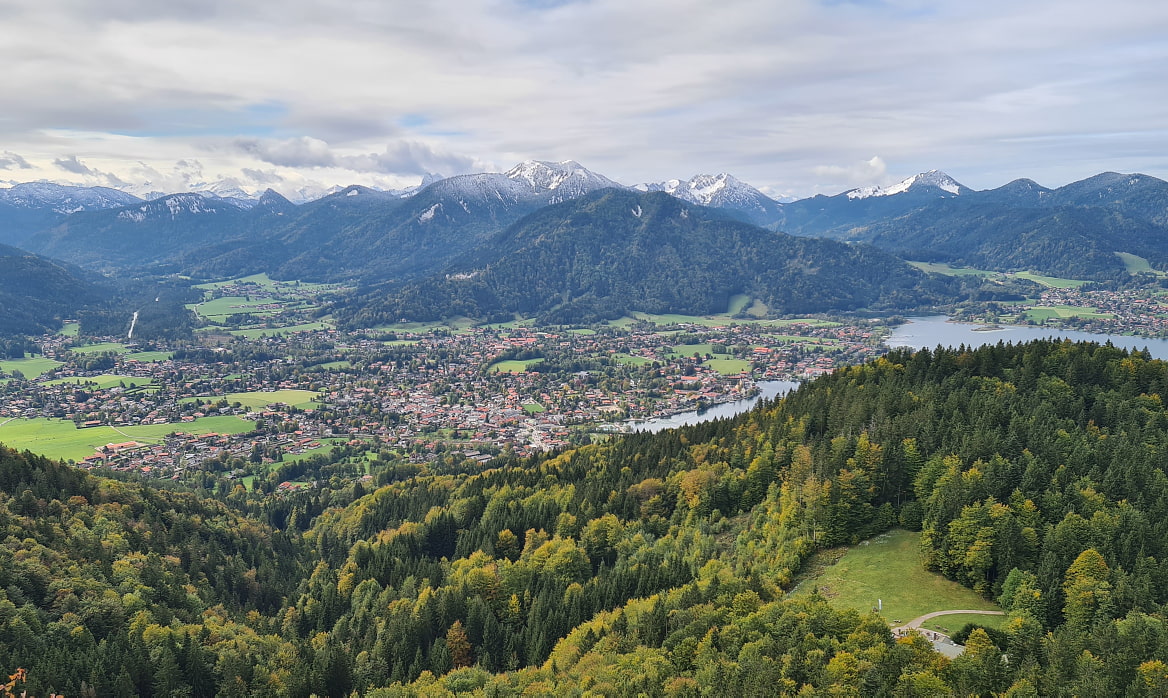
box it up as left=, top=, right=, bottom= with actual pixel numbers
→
left=7, top=340, right=1168, bottom=694
left=335, top=188, right=959, bottom=327
left=0, top=243, right=113, bottom=335
left=779, top=171, right=1168, bottom=278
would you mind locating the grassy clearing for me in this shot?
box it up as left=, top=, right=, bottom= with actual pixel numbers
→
left=1011, top=272, right=1090, bottom=289
left=908, top=261, right=995, bottom=277
left=792, top=530, right=1000, bottom=625
left=45, top=375, right=155, bottom=390
left=1023, top=305, right=1114, bottom=321
left=727, top=294, right=751, bottom=315
left=194, top=273, right=339, bottom=293
left=227, top=322, right=332, bottom=338
left=0, top=415, right=252, bottom=461
left=124, top=351, right=174, bottom=363
left=522, top=403, right=546, bottom=414
left=488, top=358, right=545, bottom=373
left=0, top=356, right=63, bottom=379
left=184, top=390, right=319, bottom=410
left=704, top=358, right=751, bottom=375
left=612, top=353, right=652, bottom=366
left=669, top=343, right=724, bottom=358
left=191, top=296, right=284, bottom=319
left=567, top=328, right=597, bottom=335
left=314, top=360, right=352, bottom=370
left=57, top=322, right=80, bottom=337
left=1116, top=252, right=1167, bottom=276
left=71, top=342, right=129, bottom=355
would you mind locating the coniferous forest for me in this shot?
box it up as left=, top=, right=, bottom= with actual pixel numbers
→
left=6, top=339, right=1168, bottom=695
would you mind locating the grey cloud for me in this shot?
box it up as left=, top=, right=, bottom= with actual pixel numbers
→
left=53, top=155, right=98, bottom=175
left=236, top=137, right=481, bottom=177
left=241, top=168, right=286, bottom=185
left=0, top=151, right=32, bottom=169
left=339, top=142, right=480, bottom=176
left=235, top=137, right=336, bottom=168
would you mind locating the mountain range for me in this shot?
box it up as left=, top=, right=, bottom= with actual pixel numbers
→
left=335, top=188, right=960, bottom=327
left=5, top=162, right=1168, bottom=332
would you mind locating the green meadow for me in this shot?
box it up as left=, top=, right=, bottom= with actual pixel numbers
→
left=488, top=358, right=545, bottom=373
left=793, top=530, right=1002, bottom=631
left=71, top=342, right=129, bottom=355
left=0, top=415, right=252, bottom=461
left=45, top=375, right=155, bottom=390
left=0, top=356, right=63, bottom=379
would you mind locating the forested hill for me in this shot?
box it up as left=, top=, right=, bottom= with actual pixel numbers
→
left=0, top=243, right=113, bottom=335
left=335, top=188, right=960, bottom=327
left=9, top=339, right=1168, bottom=694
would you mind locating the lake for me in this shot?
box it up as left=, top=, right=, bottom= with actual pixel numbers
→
left=886, top=315, right=1168, bottom=360
left=629, top=380, right=800, bottom=433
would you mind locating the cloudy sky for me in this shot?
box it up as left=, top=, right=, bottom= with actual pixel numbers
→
left=1, top=0, right=1166, bottom=199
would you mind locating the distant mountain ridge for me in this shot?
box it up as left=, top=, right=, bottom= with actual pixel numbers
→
left=335, top=188, right=959, bottom=327
left=779, top=170, right=1168, bottom=277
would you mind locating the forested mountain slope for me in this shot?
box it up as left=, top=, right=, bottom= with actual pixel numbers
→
left=0, top=243, right=114, bottom=335
left=8, top=340, right=1168, bottom=695
left=335, top=188, right=960, bottom=327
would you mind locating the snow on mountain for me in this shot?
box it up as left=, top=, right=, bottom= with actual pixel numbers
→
left=635, top=173, right=783, bottom=225
left=846, top=170, right=968, bottom=200
left=636, top=173, right=767, bottom=207
left=114, top=193, right=236, bottom=223
left=0, top=182, right=142, bottom=214
left=424, top=160, right=623, bottom=207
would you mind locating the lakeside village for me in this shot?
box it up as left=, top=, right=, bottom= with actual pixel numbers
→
left=0, top=318, right=884, bottom=490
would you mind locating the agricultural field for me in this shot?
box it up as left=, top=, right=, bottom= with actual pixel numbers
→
left=183, top=390, right=320, bottom=411
left=0, top=415, right=252, bottom=461
left=70, top=342, right=129, bottom=355
left=56, top=322, right=80, bottom=337
left=488, top=358, right=545, bottom=373
left=1115, top=252, right=1167, bottom=276
left=44, top=374, right=155, bottom=390
left=792, top=529, right=1002, bottom=632
left=227, top=321, right=333, bottom=338
left=908, top=261, right=995, bottom=277
left=124, top=351, right=174, bottom=363
left=0, top=356, right=63, bottom=379
left=1010, top=271, right=1090, bottom=289
left=703, top=358, right=751, bottom=375
left=1022, top=305, right=1115, bottom=321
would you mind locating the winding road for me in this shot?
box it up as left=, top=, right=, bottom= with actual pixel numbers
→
left=899, top=609, right=1005, bottom=630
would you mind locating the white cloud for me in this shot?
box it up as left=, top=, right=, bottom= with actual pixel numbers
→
left=0, top=0, right=1165, bottom=197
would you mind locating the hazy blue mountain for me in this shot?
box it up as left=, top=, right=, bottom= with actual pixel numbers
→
left=0, top=182, right=142, bottom=246
left=335, top=188, right=958, bottom=327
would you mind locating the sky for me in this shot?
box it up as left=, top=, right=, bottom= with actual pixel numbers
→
left=1, top=0, right=1166, bottom=200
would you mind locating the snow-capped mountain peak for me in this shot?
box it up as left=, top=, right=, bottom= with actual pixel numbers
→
left=846, top=170, right=967, bottom=199
left=503, top=160, right=619, bottom=193
left=0, top=181, right=142, bottom=213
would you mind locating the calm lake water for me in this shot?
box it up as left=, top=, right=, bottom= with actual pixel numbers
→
left=885, top=315, right=1168, bottom=360
left=629, top=380, right=800, bottom=433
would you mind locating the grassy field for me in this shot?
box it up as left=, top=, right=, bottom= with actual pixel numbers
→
left=124, top=351, right=174, bottom=363
left=792, top=530, right=1001, bottom=627
left=57, top=322, right=80, bottom=337
left=45, top=375, right=155, bottom=390
left=704, top=358, right=751, bottom=375
left=522, top=403, right=546, bottom=414
left=669, top=343, right=725, bottom=358
left=0, top=415, right=252, bottom=461
left=488, top=358, right=545, bottom=373
left=1011, top=271, right=1090, bottom=289
left=1115, top=252, right=1167, bottom=277
left=71, top=342, right=129, bottom=355
left=1023, top=305, right=1114, bottom=321
left=727, top=294, right=751, bottom=315
left=0, top=356, right=63, bottom=379
left=182, top=390, right=320, bottom=410
left=612, top=353, right=652, bottom=366
left=909, top=261, right=995, bottom=277
left=227, top=321, right=332, bottom=338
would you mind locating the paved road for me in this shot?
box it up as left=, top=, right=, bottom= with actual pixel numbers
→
left=901, top=609, right=1005, bottom=629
